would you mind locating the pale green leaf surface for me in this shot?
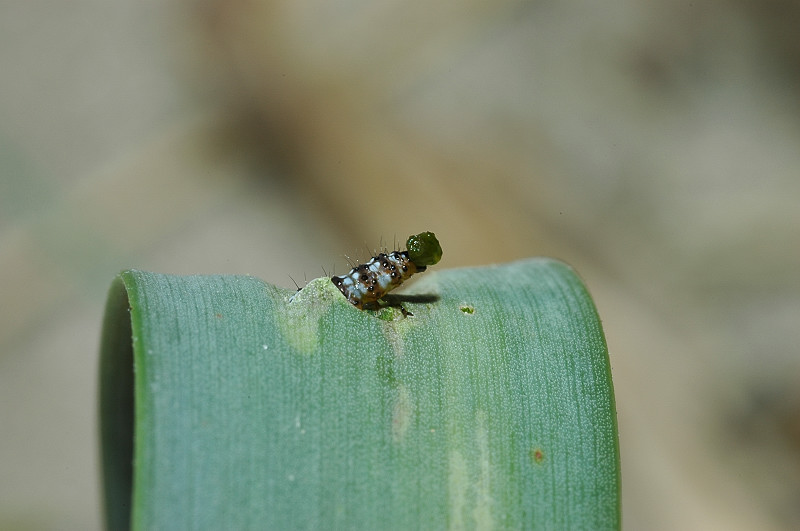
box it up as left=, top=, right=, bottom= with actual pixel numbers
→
left=99, top=258, right=619, bottom=530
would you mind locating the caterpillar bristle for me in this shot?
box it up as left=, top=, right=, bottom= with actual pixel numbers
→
left=288, top=275, right=301, bottom=291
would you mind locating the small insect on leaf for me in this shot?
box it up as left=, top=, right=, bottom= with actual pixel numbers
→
left=331, top=231, right=442, bottom=310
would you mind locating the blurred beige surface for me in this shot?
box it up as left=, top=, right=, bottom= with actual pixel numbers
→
left=2, top=1, right=800, bottom=529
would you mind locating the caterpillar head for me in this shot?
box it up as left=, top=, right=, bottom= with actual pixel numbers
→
left=406, top=231, right=442, bottom=267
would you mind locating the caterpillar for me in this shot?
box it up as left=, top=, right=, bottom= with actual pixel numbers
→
left=331, top=231, right=442, bottom=310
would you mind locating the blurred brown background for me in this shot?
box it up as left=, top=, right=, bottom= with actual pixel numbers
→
left=2, top=1, right=799, bottom=529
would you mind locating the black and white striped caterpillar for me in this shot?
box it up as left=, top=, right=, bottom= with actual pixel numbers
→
left=331, top=232, right=442, bottom=310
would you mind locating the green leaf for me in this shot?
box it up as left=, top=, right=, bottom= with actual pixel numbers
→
left=99, top=258, right=619, bottom=530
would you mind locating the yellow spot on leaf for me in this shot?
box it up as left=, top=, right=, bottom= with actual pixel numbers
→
left=392, top=385, right=412, bottom=442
